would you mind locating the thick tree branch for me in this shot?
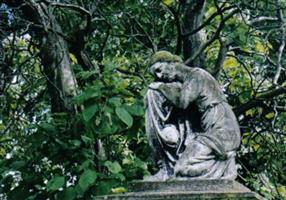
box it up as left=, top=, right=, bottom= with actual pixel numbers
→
left=43, top=0, right=91, bottom=17
left=185, top=9, right=239, bottom=65
left=234, top=83, right=286, bottom=116
left=250, top=16, right=278, bottom=25
left=181, top=0, right=206, bottom=67
left=165, top=5, right=182, bottom=55
left=213, top=37, right=227, bottom=79
left=182, top=5, right=235, bottom=37
left=4, top=0, right=79, bottom=113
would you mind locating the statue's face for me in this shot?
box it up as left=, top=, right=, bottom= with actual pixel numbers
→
left=150, top=62, right=176, bottom=82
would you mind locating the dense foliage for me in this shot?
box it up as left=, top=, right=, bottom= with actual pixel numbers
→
left=0, top=0, right=286, bottom=199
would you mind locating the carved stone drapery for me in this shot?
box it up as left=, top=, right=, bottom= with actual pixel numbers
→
left=145, top=51, right=241, bottom=180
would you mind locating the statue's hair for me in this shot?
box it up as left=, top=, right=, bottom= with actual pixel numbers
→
left=150, top=51, right=183, bottom=66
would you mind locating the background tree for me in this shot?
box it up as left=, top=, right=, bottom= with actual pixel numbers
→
left=0, top=0, right=285, bottom=199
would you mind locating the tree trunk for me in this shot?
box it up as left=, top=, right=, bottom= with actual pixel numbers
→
left=181, top=0, right=206, bottom=68
left=39, top=12, right=78, bottom=113
left=4, top=1, right=78, bottom=113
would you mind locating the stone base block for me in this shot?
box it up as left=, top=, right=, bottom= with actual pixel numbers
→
left=96, top=179, right=262, bottom=200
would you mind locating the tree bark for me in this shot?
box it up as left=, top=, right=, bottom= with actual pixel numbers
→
left=4, top=1, right=78, bottom=113
left=39, top=10, right=78, bottom=113
left=181, top=0, right=206, bottom=67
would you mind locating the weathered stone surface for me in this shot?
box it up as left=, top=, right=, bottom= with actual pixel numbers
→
left=129, top=179, right=240, bottom=192
left=96, top=179, right=262, bottom=200
left=95, top=52, right=262, bottom=199
left=145, top=51, right=241, bottom=180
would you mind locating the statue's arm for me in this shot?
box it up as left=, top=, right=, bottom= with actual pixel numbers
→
left=149, top=81, right=199, bottom=109
left=179, top=81, right=200, bottom=109
left=149, top=82, right=182, bottom=106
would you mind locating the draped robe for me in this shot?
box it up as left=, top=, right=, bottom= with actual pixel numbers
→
left=145, top=67, right=241, bottom=179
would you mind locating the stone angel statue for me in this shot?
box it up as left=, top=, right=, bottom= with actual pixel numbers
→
left=145, top=51, right=241, bottom=181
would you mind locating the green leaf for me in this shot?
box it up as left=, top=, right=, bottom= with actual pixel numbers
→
left=7, top=184, right=30, bottom=200
left=109, top=173, right=126, bottom=181
left=76, top=70, right=97, bottom=80
left=69, top=139, right=81, bottom=148
left=98, top=119, right=118, bottom=137
left=73, top=87, right=101, bottom=104
left=57, top=187, right=77, bottom=200
left=96, top=180, right=119, bottom=195
left=115, top=107, right=133, bottom=127
left=10, top=161, right=26, bottom=170
left=78, top=170, right=97, bottom=192
left=83, top=105, right=98, bottom=122
left=81, top=135, right=92, bottom=144
left=39, top=123, right=58, bottom=134
left=47, top=176, right=65, bottom=191
left=104, top=161, right=122, bottom=174
left=104, top=60, right=117, bottom=72
left=78, top=160, right=93, bottom=171
left=108, top=97, right=122, bottom=107
left=124, top=103, right=144, bottom=117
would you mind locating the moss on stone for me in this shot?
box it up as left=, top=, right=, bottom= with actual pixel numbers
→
left=150, top=51, right=183, bottom=65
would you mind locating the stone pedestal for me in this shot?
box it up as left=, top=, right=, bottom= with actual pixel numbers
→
left=96, top=179, right=262, bottom=200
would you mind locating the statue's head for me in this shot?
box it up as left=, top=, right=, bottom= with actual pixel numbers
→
left=149, top=51, right=183, bottom=82
left=150, top=51, right=183, bottom=66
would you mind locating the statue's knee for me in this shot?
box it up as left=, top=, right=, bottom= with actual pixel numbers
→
left=175, top=160, right=215, bottom=177
left=175, top=164, right=205, bottom=177
left=186, top=140, right=212, bottom=157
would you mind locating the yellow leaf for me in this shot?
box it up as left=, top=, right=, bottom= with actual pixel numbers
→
left=277, top=185, right=286, bottom=196
left=242, top=138, right=248, bottom=145
left=0, top=148, right=6, bottom=157
left=253, top=144, right=260, bottom=151
left=162, top=0, right=174, bottom=6
left=265, top=112, right=275, bottom=119
left=112, top=187, right=127, bottom=194
left=245, top=109, right=253, bottom=116
left=118, top=79, right=130, bottom=89
left=223, top=57, right=239, bottom=69
left=69, top=53, right=78, bottom=64
left=206, top=6, right=217, bottom=18
left=125, top=97, right=135, bottom=104
left=255, top=41, right=268, bottom=54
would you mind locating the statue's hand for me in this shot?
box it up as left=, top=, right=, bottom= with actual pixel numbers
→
left=149, top=82, right=163, bottom=90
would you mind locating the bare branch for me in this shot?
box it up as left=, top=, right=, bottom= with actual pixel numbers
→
left=213, top=37, right=227, bottom=79
left=97, top=27, right=111, bottom=63
left=228, top=54, right=254, bottom=89
left=43, top=0, right=92, bottom=35
left=43, top=0, right=91, bottom=17
left=165, top=5, right=182, bottom=55
left=273, top=7, right=285, bottom=84
left=250, top=16, right=278, bottom=24
left=116, top=68, right=145, bottom=82
left=234, top=83, right=286, bottom=116
left=125, top=13, right=156, bottom=52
